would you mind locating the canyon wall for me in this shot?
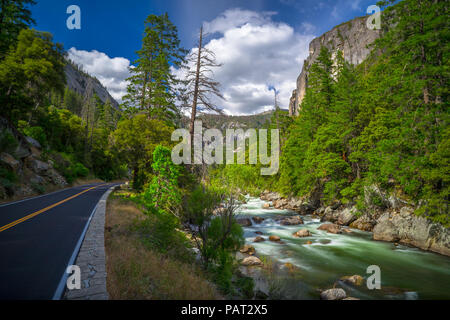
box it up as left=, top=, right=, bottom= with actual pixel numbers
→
left=289, top=16, right=381, bottom=116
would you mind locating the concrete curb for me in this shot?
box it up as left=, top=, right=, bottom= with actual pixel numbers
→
left=63, top=185, right=119, bottom=300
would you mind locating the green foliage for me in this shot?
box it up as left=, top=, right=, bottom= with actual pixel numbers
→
left=0, top=130, right=18, bottom=153
left=0, top=0, right=36, bottom=59
left=18, top=122, right=47, bottom=148
left=278, top=0, right=449, bottom=225
left=122, top=13, right=186, bottom=122
left=0, top=28, right=65, bottom=124
left=141, top=145, right=181, bottom=214
left=112, top=115, right=173, bottom=189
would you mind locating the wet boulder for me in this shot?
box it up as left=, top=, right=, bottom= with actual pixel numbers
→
left=240, top=245, right=255, bottom=255
left=269, top=235, right=281, bottom=242
left=340, top=275, right=364, bottom=286
left=320, top=288, right=347, bottom=300
left=280, top=215, right=303, bottom=226
left=252, top=216, right=265, bottom=224
left=318, top=223, right=342, bottom=234
left=254, top=236, right=265, bottom=243
left=292, top=229, right=311, bottom=237
left=241, top=256, right=262, bottom=266
left=237, top=218, right=252, bottom=227
left=262, top=203, right=271, bottom=209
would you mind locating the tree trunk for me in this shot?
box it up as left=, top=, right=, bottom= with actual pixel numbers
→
left=189, top=26, right=203, bottom=147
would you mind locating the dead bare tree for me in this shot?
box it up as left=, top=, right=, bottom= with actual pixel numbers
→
left=182, top=26, right=225, bottom=147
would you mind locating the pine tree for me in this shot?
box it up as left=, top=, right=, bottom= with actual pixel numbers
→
left=122, top=13, right=186, bottom=122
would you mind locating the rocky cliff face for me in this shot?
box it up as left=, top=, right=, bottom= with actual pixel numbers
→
left=65, top=62, right=120, bottom=110
left=289, top=16, right=381, bottom=116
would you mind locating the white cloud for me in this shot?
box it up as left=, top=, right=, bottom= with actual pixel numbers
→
left=67, top=47, right=131, bottom=102
left=177, top=9, right=315, bottom=115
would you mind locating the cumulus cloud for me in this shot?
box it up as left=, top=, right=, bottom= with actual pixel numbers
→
left=67, top=47, right=131, bottom=102
left=176, top=8, right=315, bottom=115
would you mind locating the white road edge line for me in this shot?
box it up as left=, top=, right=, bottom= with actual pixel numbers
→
left=52, top=184, right=115, bottom=300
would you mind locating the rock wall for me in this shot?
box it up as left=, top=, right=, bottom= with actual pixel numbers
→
left=0, top=117, right=67, bottom=199
left=65, top=62, right=120, bottom=110
left=289, top=16, right=381, bottom=116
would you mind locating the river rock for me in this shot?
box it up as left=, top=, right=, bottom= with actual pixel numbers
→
left=292, top=229, right=311, bottom=237
left=273, top=198, right=289, bottom=209
left=341, top=275, right=364, bottom=286
left=350, top=212, right=377, bottom=231
left=255, top=231, right=263, bottom=235
left=240, top=245, right=255, bottom=255
left=321, top=206, right=357, bottom=226
left=254, top=236, right=265, bottom=243
left=373, top=207, right=450, bottom=256
left=262, top=203, right=271, bottom=209
left=241, top=256, right=262, bottom=266
left=337, top=207, right=358, bottom=225
left=237, top=218, right=252, bottom=227
left=269, top=235, right=281, bottom=242
left=280, top=215, right=303, bottom=226
left=343, top=297, right=360, bottom=300
left=320, top=288, right=347, bottom=300
left=260, top=191, right=281, bottom=202
left=252, top=216, right=265, bottom=224
left=318, top=223, right=341, bottom=234
left=305, top=240, right=313, bottom=245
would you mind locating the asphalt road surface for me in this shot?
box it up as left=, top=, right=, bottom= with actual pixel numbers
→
left=0, top=183, right=116, bottom=300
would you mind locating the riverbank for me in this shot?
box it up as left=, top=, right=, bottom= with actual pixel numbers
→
left=105, top=189, right=221, bottom=299
left=258, top=191, right=450, bottom=257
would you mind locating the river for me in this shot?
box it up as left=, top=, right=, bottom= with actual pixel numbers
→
left=237, top=197, right=450, bottom=300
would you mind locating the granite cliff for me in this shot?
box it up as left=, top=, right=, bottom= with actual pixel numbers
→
left=289, top=16, right=381, bottom=116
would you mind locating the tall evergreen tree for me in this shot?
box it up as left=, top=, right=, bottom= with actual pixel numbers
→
left=122, top=13, right=186, bottom=122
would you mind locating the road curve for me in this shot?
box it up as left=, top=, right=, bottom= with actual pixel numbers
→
left=0, top=183, right=117, bottom=300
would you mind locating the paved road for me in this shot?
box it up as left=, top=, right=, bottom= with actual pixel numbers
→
left=0, top=183, right=117, bottom=300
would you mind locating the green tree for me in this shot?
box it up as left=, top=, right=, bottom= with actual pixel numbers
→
left=0, top=28, right=65, bottom=124
left=112, top=114, right=173, bottom=189
left=122, top=13, right=186, bottom=122
left=0, top=0, right=36, bottom=59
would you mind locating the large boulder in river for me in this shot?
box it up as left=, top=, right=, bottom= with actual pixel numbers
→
left=318, top=223, right=341, bottom=234
left=373, top=207, right=450, bottom=256
left=341, top=275, right=364, bottom=286
left=293, top=229, right=311, bottom=237
left=269, top=235, right=281, bottom=242
left=240, top=245, right=255, bottom=255
left=241, top=256, right=262, bottom=266
left=252, top=216, right=265, bottom=224
left=280, top=215, right=303, bottom=225
left=262, top=203, right=271, bottom=209
left=254, top=236, right=265, bottom=242
left=320, top=288, right=347, bottom=300
left=237, top=218, right=252, bottom=227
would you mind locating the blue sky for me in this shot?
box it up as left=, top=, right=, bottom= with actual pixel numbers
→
left=31, top=0, right=376, bottom=114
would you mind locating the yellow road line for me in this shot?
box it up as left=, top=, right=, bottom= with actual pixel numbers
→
left=0, top=184, right=107, bottom=233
